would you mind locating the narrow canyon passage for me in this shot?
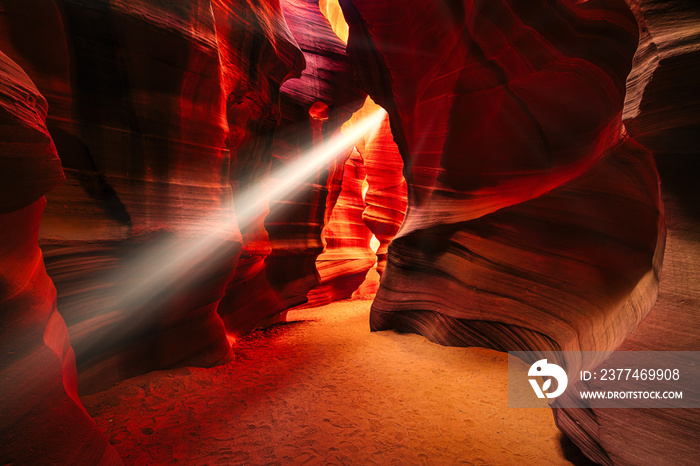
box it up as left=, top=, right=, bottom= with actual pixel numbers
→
left=1, top=1, right=698, bottom=463
left=82, top=299, right=591, bottom=465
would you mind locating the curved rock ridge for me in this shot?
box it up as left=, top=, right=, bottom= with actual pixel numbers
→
left=305, top=3, right=408, bottom=302
left=305, top=147, right=376, bottom=307
left=303, top=96, right=407, bottom=306
left=212, top=0, right=312, bottom=335
left=216, top=0, right=366, bottom=334
left=370, top=137, right=664, bottom=355
left=553, top=181, right=699, bottom=466
left=358, top=108, right=407, bottom=277
left=340, top=0, right=662, bottom=347
left=567, top=4, right=700, bottom=457
left=339, top=0, right=667, bottom=462
left=623, top=0, right=700, bottom=155
left=0, top=52, right=64, bottom=213
left=0, top=0, right=305, bottom=393
left=0, top=51, right=121, bottom=465
left=343, top=0, right=641, bottom=234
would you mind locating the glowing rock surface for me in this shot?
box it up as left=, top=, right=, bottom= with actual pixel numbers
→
left=0, top=0, right=696, bottom=464
left=0, top=50, right=121, bottom=465
left=216, top=0, right=367, bottom=332
left=0, top=0, right=304, bottom=393
left=339, top=0, right=670, bottom=463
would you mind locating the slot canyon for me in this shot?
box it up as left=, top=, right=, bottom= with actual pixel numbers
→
left=0, top=0, right=698, bottom=464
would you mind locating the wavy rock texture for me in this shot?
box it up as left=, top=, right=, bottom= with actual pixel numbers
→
left=305, top=98, right=407, bottom=306
left=623, top=0, right=700, bottom=154
left=358, top=109, right=407, bottom=277
left=340, top=0, right=662, bottom=349
left=0, top=0, right=306, bottom=394
left=1, top=0, right=694, bottom=464
left=302, top=5, right=408, bottom=303
left=556, top=2, right=700, bottom=464
left=207, top=0, right=310, bottom=335
left=0, top=51, right=121, bottom=465
left=551, top=150, right=700, bottom=466
left=306, top=147, right=375, bottom=307
left=339, top=0, right=668, bottom=463
left=218, top=0, right=366, bottom=330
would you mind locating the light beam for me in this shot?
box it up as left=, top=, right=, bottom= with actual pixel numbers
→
left=77, top=107, right=387, bottom=355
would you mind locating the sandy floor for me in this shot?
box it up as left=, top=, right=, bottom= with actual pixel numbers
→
left=82, top=299, right=592, bottom=465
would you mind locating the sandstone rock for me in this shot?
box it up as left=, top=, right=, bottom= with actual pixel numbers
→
left=306, top=147, right=376, bottom=306
left=358, top=109, right=407, bottom=276
left=339, top=0, right=668, bottom=463
left=304, top=97, right=407, bottom=306
left=218, top=0, right=366, bottom=330
left=0, top=50, right=121, bottom=465
left=0, top=0, right=306, bottom=393
left=624, top=0, right=700, bottom=155
left=301, top=4, right=408, bottom=302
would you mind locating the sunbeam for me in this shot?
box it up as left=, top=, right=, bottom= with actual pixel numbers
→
left=79, top=107, right=387, bottom=356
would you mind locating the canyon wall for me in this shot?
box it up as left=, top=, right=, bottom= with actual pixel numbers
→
left=216, top=0, right=367, bottom=332
left=305, top=101, right=407, bottom=306
left=337, top=0, right=697, bottom=464
left=0, top=0, right=370, bottom=395
left=0, top=0, right=372, bottom=460
left=305, top=146, right=376, bottom=307
left=1, top=0, right=696, bottom=463
left=0, top=50, right=121, bottom=465
left=340, top=0, right=663, bottom=353
left=291, top=0, right=409, bottom=306
left=1, top=0, right=254, bottom=393
left=559, top=1, right=700, bottom=464
left=623, top=0, right=700, bottom=155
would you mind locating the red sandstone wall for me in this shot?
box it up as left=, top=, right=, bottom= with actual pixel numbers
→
left=0, top=50, right=121, bottom=465
left=0, top=0, right=369, bottom=396
left=306, top=146, right=376, bottom=306
left=337, top=0, right=679, bottom=463
left=216, top=0, right=367, bottom=333
left=1, top=0, right=696, bottom=463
